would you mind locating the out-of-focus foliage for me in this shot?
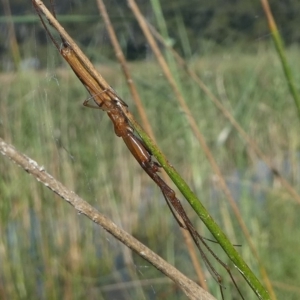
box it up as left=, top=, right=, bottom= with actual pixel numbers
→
left=0, top=0, right=300, bottom=67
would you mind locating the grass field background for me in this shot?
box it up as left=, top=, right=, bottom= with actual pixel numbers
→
left=1, top=20, right=300, bottom=299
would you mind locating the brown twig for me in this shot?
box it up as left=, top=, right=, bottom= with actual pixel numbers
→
left=0, top=136, right=216, bottom=300
left=33, top=0, right=111, bottom=94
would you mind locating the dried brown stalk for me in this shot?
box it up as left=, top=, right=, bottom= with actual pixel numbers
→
left=0, top=137, right=215, bottom=300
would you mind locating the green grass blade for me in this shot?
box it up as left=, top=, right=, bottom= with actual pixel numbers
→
left=261, top=0, right=300, bottom=119
left=129, top=117, right=270, bottom=300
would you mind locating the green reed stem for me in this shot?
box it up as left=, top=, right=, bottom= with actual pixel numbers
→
left=130, top=117, right=270, bottom=300
left=261, top=0, right=300, bottom=119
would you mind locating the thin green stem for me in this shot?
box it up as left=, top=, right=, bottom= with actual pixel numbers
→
left=271, top=31, right=300, bottom=117
left=128, top=116, right=270, bottom=300
left=261, top=0, right=300, bottom=119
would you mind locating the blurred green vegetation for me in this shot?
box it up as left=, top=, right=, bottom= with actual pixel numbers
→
left=1, top=0, right=300, bottom=70
left=1, top=0, right=300, bottom=299
left=1, top=42, right=300, bottom=299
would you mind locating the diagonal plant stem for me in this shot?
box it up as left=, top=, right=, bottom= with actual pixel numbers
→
left=261, top=0, right=300, bottom=120
left=95, top=0, right=208, bottom=290
left=0, top=137, right=215, bottom=300
left=127, top=0, right=271, bottom=299
left=124, top=111, right=269, bottom=300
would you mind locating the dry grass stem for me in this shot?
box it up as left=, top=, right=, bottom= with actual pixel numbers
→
left=0, top=137, right=216, bottom=300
